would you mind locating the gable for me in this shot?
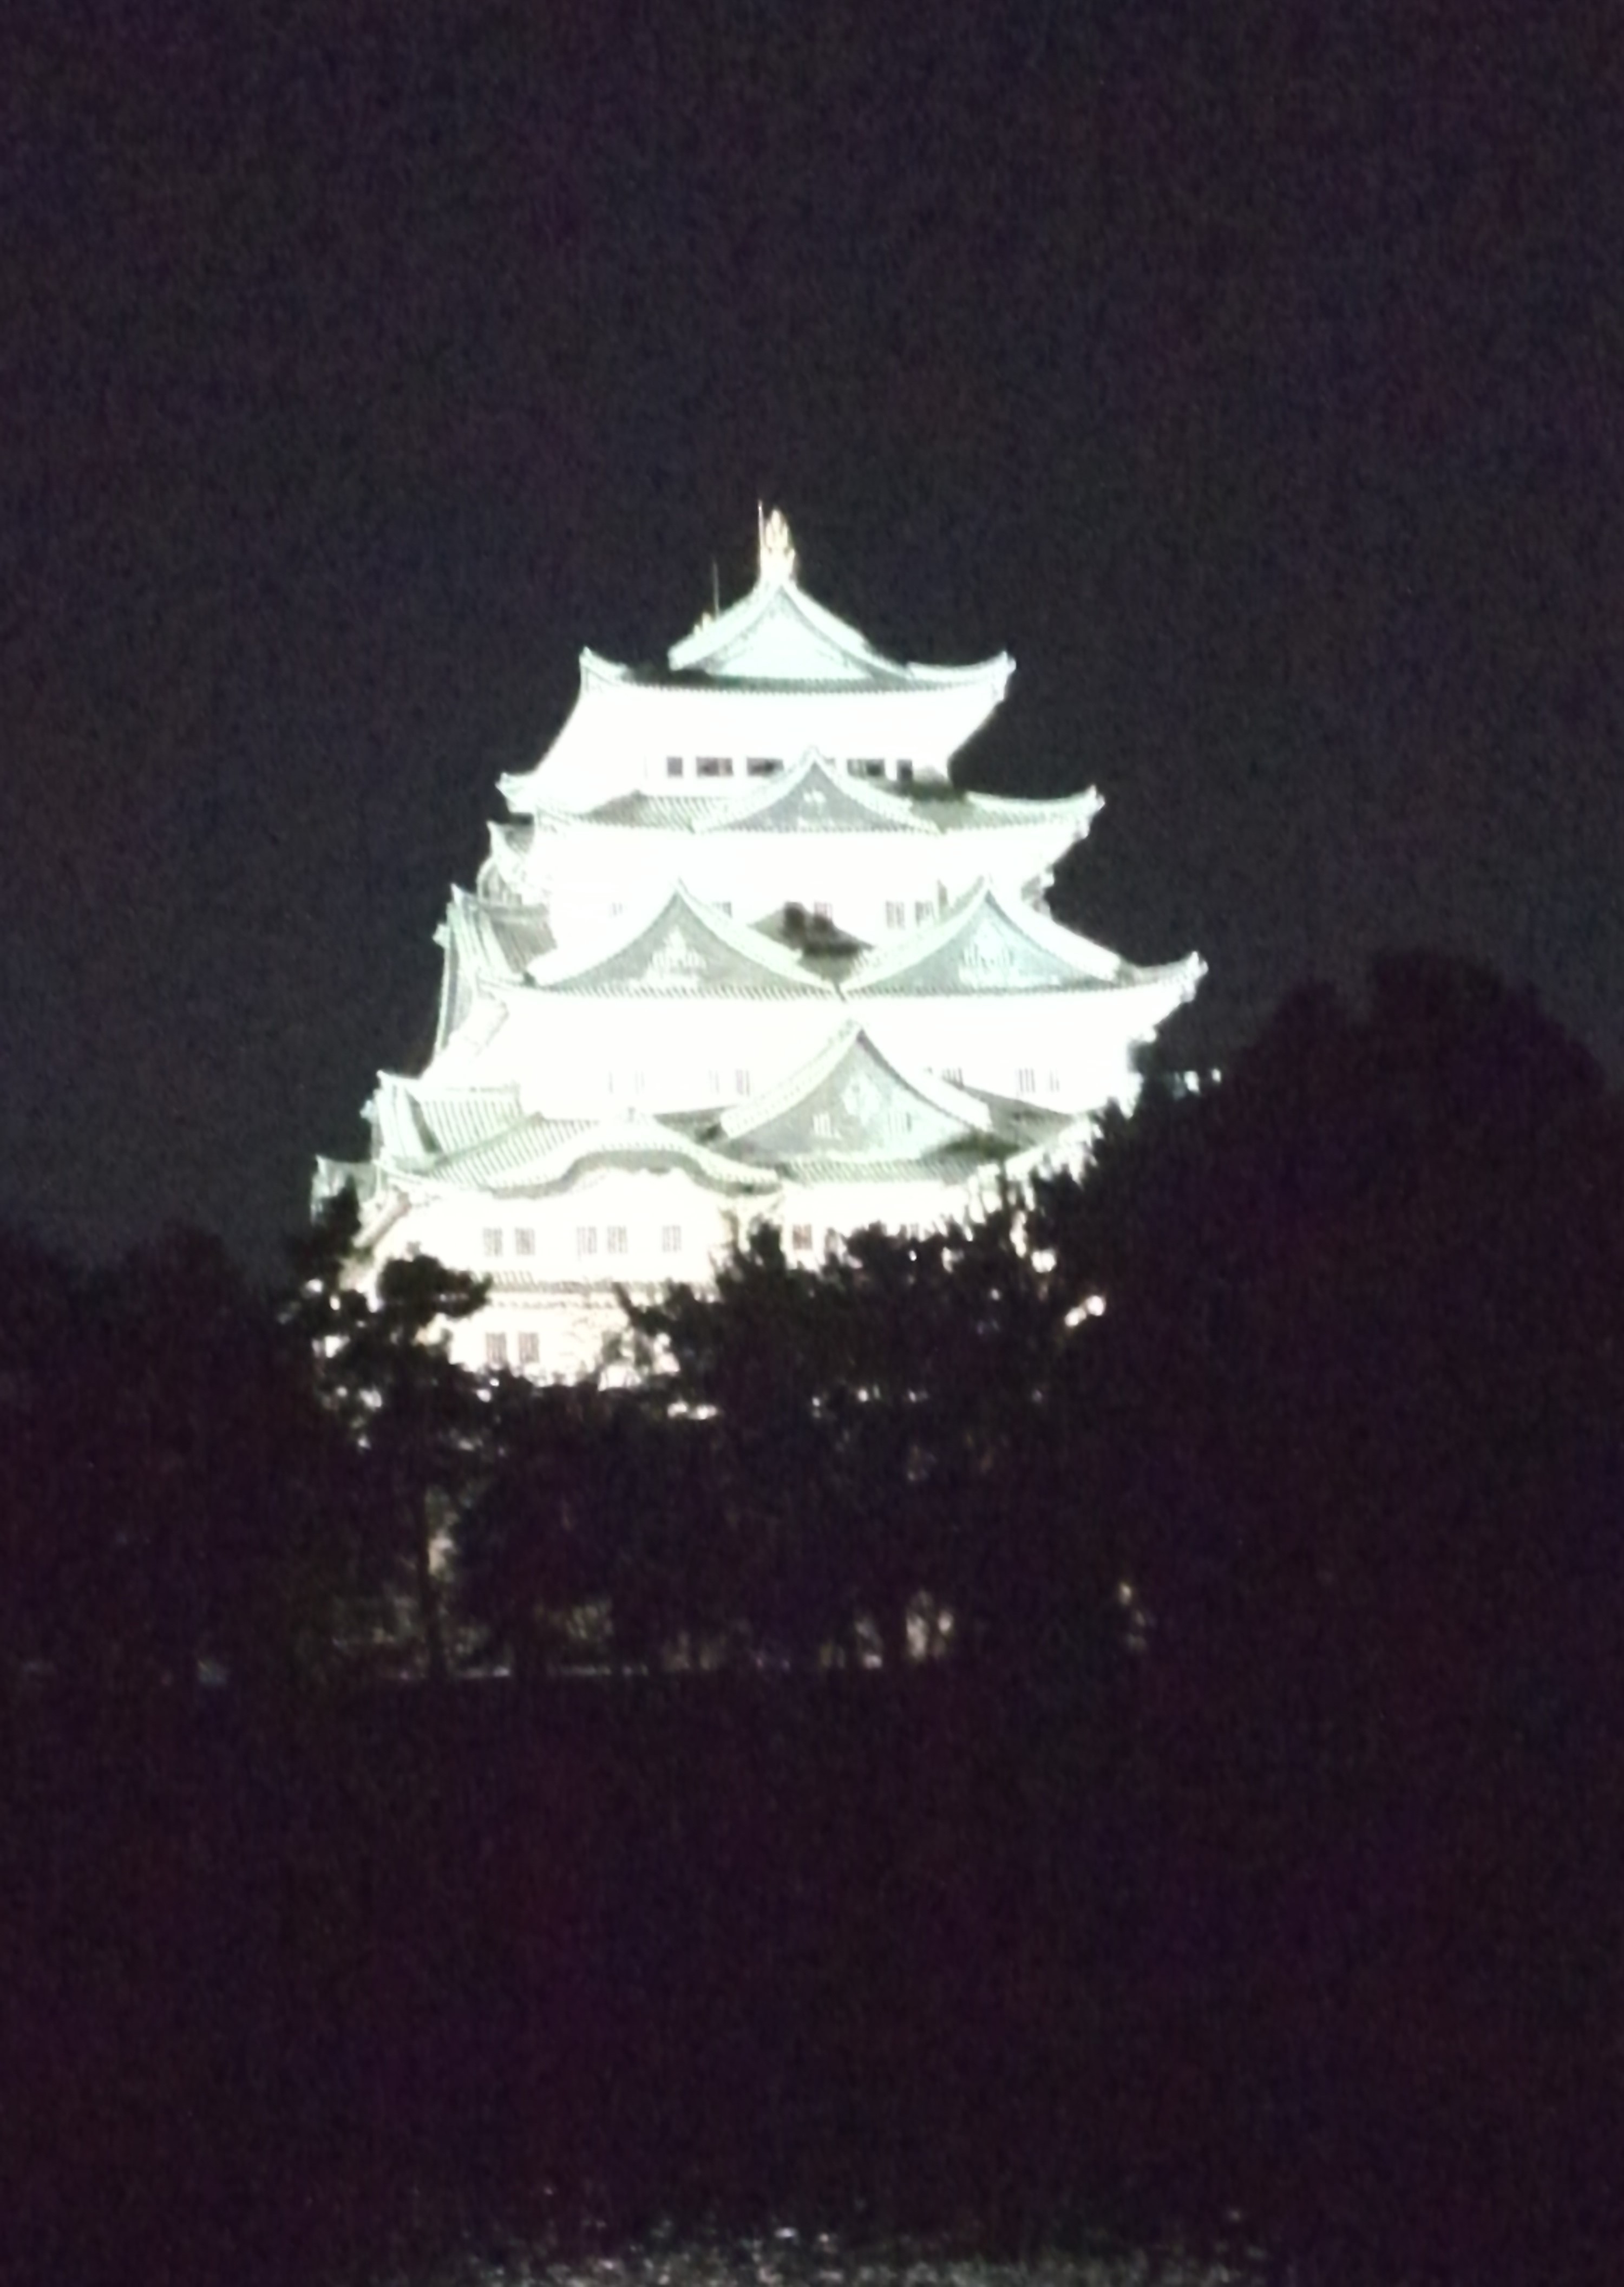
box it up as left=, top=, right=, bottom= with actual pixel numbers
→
left=722, top=1031, right=992, bottom=1164
left=531, top=891, right=833, bottom=999
left=722, top=757, right=928, bottom=835
left=667, top=578, right=902, bottom=687
left=847, top=884, right=1124, bottom=996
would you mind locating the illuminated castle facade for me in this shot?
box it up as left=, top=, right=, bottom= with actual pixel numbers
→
left=318, top=512, right=1203, bottom=1380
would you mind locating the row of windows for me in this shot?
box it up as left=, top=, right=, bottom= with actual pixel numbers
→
left=483, top=1223, right=685, bottom=1260
left=929, top=1066, right=1065, bottom=1096
left=480, top=1215, right=949, bottom=1364
left=663, top=756, right=916, bottom=783
left=783, top=1221, right=928, bottom=1257
left=669, top=755, right=781, bottom=780
left=575, top=1222, right=684, bottom=1257
left=606, top=1069, right=754, bottom=1100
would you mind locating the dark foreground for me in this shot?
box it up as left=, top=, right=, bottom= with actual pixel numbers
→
left=3, top=1672, right=1618, bottom=2287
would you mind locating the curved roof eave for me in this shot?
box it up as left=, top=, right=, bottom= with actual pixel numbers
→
left=411, top=1111, right=782, bottom=1200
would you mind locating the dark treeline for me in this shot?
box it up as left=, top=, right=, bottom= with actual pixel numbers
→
left=6, top=950, right=1624, bottom=2286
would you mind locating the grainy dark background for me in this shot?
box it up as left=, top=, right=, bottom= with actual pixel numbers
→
left=4, top=0, right=1618, bottom=1268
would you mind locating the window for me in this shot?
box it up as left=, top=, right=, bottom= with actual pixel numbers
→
left=895, top=760, right=915, bottom=784
left=484, top=1330, right=509, bottom=1369
left=632, top=1070, right=646, bottom=1097
left=661, top=1224, right=683, bottom=1254
left=823, top=1229, right=840, bottom=1257
left=606, top=1225, right=628, bottom=1256
left=942, top=1065, right=964, bottom=1085
left=847, top=757, right=885, bottom=779
left=746, top=756, right=782, bottom=776
left=697, top=756, right=733, bottom=777
left=576, top=1226, right=598, bottom=1258
left=514, top=1226, right=535, bottom=1257
left=914, top=899, right=934, bottom=924
left=1017, top=1066, right=1036, bottom=1094
left=706, top=1068, right=722, bottom=1097
left=666, top=756, right=684, bottom=777
left=482, top=1228, right=503, bottom=1258
left=813, top=1111, right=834, bottom=1140
left=715, top=901, right=731, bottom=917
left=791, top=1223, right=814, bottom=1252
left=1047, top=1070, right=1062, bottom=1095
left=517, top=1330, right=540, bottom=1369
left=734, top=1068, right=751, bottom=1097
left=813, top=900, right=832, bottom=921
left=885, top=900, right=906, bottom=929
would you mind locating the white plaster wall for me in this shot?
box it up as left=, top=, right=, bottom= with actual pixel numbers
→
left=509, top=680, right=1000, bottom=812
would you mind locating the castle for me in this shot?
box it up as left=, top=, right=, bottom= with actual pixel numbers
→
left=317, top=512, right=1202, bottom=1378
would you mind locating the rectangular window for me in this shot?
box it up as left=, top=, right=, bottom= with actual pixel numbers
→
left=517, top=1330, right=541, bottom=1369
left=914, top=899, right=934, bottom=924
left=632, top=1070, right=646, bottom=1097
left=847, top=758, right=884, bottom=778
left=813, top=1111, right=834, bottom=1140
left=885, top=900, right=906, bottom=929
left=606, top=1225, right=628, bottom=1256
left=666, top=756, right=684, bottom=777
left=715, top=901, right=732, bottom=917
left=895, top=760, right=915, bottom=784
left=482, top=1228, right=503, bottom=1258
left=706, top=1068, right=722, bottom=1097
left=576, top=1226, right=598, bottom=1258
left=1047, top=1070, right=1062, bottom=1095
left=734, top=1068, right=751, bottom=1097
left=791, top=1223, right=814, bottom=1252
left=484, top=1330, right=509, bottom=1368
left=823, top=1229, right=840, bottom=1258
left=661, top=1224, right=683, bottom=1254
left=813, top=900, right=833, bottom=921
left=942, top=1066, right=964, bottom=1085
left=746, top=756, right=782, bottom=776
left=514, top=1227, right=535, bottom=1257
left=696, top=756, right=734, bottom=777
left=1017, top=1066, right=1037, bottom=1094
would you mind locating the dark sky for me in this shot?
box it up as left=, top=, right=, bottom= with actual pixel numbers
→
left=3, top=0, right=1620, bottom=1273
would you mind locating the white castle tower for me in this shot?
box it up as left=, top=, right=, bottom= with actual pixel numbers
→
left=317, top=511, right=1203, bottom=1379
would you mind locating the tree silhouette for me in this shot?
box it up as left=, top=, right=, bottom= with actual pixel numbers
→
left=285, top=1190, right=489, bottom=1679
left=625, top=1195, right=1121, bottom=1674
left=1039, top=955, right=1624, bottom=2262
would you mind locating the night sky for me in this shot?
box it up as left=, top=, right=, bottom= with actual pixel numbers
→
left=3, top=0, right=1619, bottom=1273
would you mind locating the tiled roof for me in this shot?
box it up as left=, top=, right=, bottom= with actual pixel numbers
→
left=421, top=1111, right=778, bottom=1198
left=654, top=567, right=1013, bottom=694
left=372, top=1076, right=526, bottom=1162
left=773, top=1144, right=1004, bottom=1185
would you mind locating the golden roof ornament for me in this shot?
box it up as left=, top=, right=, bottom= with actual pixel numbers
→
left=757, top=504, right=797, bottom=586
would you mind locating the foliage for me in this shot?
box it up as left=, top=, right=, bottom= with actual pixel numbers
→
left=284, top=1187, right=490, bottom=1678
left=620, top=1195, right=1123, bottom=1675
left=1, top=1224, right=356, bottom=1703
